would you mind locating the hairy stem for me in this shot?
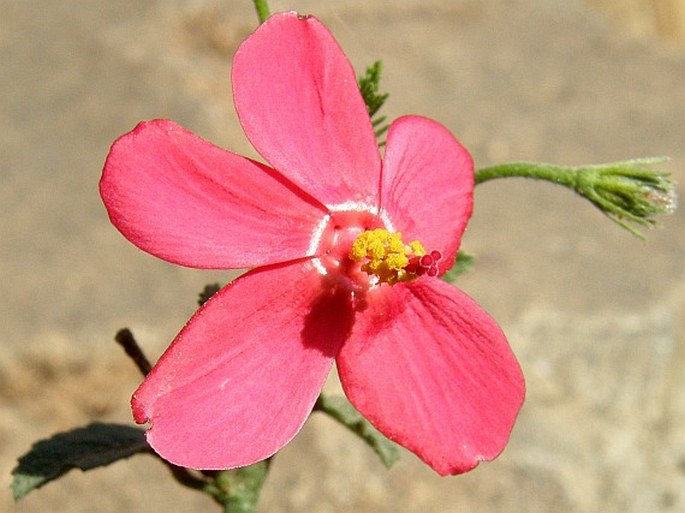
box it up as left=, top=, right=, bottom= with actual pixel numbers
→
left=475, top=162, right=576, bottom=186
left=474, top=159, right=675, bottom=238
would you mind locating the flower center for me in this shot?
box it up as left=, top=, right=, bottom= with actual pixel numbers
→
left=310, top=209, right=442, bottom=292
left=349, top=228, right=441, bottom=285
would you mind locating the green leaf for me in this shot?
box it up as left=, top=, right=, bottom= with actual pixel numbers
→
left=12, top=423, right=150, bottom=500
left=442, top=252, right=475, bottom=283
left=314, top=394, right=401, bottom=468
left=358, top=61, right=390, bottom=145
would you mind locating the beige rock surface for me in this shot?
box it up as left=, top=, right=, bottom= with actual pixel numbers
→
left=2, top=1, right=684, bottom=512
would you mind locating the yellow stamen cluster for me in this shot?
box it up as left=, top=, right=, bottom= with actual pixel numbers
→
left=349, top=228, right=426, bottom=285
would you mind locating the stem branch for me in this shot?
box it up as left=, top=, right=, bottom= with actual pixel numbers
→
left=114, top=328, right=152, bottom=376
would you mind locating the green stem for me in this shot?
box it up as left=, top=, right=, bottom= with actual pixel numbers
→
left=211, top=461, right=271, bottom=513
left=314, top=394, right=400, bottom=468
left=475, top=162, right=576, bottom=187
left=252, top=0, right=271, bottom=24
left=474, top=159, right=675, bottom=238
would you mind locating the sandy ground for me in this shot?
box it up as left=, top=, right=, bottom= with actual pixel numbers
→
left=2, top=0, right=685, bottom=512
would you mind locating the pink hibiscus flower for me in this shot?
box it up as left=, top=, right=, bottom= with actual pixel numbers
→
left=100, top=12, right=524, bottom=476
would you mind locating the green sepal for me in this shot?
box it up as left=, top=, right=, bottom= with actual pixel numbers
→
left=314, top=394, right=401, bottom=469
left=12, top=423, right=149, bottom=501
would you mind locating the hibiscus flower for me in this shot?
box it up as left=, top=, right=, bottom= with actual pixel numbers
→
left=100, top=11, right=524, bottom=476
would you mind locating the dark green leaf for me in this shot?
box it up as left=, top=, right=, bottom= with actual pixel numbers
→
left=358, top=61, right=390, bottom=145
left=358, top=61, right=389, bottom=117
left=314, top=394, right=400, bottom=468
left=12, top=423, right=149, bottom=500
left=442, top=252, right=475, bottom=283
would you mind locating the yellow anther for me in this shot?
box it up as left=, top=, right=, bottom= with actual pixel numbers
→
left=409, top=240, right=426, bottom=256
left=385, top=252, right=409, bottom=270
left=349, top=228, right=427, bottom=285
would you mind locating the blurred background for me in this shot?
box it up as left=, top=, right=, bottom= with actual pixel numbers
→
left=592, top=0, right=685, bottom=42
left=2, top=1, right=684, bottom=512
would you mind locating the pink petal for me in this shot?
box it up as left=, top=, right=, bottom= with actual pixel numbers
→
left=380, top=115, right=474, bottom=271
left=337, top=279, right=524, bottom=475
left=232, top=12, right=381, bottom=207
left=133, top=260, right=354, bottom=469
left=100, top=119, right=327, bottom=269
